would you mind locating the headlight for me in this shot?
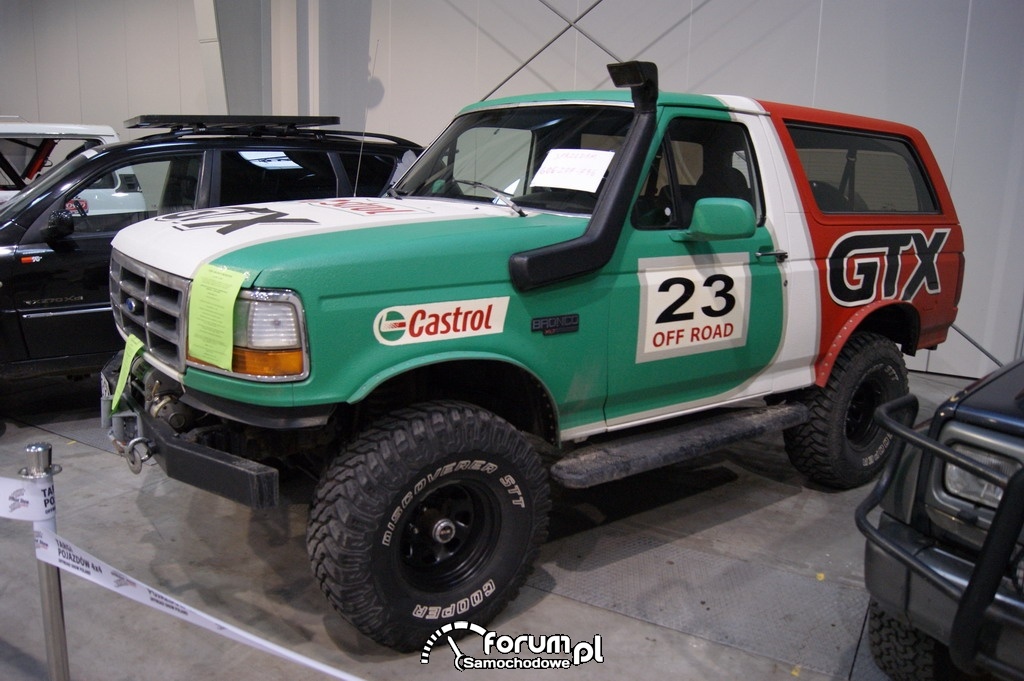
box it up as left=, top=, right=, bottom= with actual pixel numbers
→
left=943, top=444, right=1022, bottom=509
left=188, top=288, right=308, bottom=380
left=234, top=295, right=302, bottom=349
left=230, top=289, right=307, bottom=378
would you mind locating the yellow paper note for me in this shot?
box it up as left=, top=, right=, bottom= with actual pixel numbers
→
left=188, top=264, right=245, bottom=370
left=111, top=334, right=144, bottom=410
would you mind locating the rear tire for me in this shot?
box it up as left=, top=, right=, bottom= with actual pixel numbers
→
left=306, top=401, right=549, bottom=652
left=784, top=332, right=907, bottom=489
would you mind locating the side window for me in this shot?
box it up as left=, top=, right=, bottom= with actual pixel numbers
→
left=63, top=155, right=201, bottom=234
left=218, top=150, right=338, bottom=205
left=786, top=124, right=938, bottom=213
left=341, top=152, right=401, bottom=196
left=634, top=117, right=761, bottom=229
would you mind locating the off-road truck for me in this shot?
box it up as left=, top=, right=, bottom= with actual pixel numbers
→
left=859, top=359, right=1023, bottom=680
left=100, top=62, right=964, bottom=651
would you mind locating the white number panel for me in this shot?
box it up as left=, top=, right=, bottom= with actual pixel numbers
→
left=636, top=254, right=752, bottom=363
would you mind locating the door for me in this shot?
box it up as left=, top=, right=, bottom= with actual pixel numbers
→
left=604, top=113, right=785, bottom=426
left=13, top=154, right=203, bottom=359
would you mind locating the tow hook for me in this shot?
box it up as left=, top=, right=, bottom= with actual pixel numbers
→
left=123, top=437, right=153, bottom=474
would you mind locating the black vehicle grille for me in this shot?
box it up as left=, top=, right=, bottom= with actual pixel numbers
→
left=109, top=250, right=189, bottom=372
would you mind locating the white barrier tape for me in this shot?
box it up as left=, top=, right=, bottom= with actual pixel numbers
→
left=31, top=526, right=367, bottom=681
left=0, top=474, right=55, bottom=522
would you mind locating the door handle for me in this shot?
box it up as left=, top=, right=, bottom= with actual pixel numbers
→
left=755, top=249, right=788, bottom=262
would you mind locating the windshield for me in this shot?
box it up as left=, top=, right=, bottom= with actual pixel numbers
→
left=394, top=103, right=634, bottom=214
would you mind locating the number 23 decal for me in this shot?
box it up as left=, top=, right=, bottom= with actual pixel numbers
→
left=637, top=255, right=751, bottom=363
left=655, top=273, right=737, bottom=323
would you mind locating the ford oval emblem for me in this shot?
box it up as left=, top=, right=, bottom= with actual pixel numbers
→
left=125, top=297, right=141, bottom=314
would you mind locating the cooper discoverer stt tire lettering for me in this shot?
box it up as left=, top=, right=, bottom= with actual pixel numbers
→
left=306, top=401, right=550, bottom=651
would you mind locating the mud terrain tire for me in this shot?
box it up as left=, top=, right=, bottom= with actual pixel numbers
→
left=784, top=332, right=908, bottom=488
left=307, top=401, right=550, bottom=651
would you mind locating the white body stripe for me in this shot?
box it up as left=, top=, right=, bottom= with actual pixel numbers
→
left=111, top=197, right=511, bottom=278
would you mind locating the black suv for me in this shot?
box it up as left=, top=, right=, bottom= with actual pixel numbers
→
left=858, top=359, right=1024, bottom=680
left=0, top=115, right=420, bottom=380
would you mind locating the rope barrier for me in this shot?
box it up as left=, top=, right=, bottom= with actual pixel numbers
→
left=2, top=442, right=367, bottom=681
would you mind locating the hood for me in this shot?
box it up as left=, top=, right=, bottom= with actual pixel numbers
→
left=951, top=357, right=1024, bottom=438
left=112, top=197, right=522, bottom=279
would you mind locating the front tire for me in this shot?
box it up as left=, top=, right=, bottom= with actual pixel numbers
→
left=307, top=401, right=550, bottom=652
left=868, top=601, right=985, bottom=681
left=784, top=332, right=908, bottom=489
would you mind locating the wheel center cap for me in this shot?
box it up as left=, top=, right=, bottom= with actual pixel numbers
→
left=431, top=518, right=457, bottom=544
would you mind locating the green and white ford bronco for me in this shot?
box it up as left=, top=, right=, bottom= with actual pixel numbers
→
left=101, top=62, right=965, bottom=650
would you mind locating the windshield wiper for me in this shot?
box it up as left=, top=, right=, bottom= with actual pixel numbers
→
left=454, top=179, right=526, bottom=217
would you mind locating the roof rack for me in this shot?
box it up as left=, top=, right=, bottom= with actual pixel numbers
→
left=126, top=114, right=340, bottom=131
left=123, top=115, right=418, bottom=146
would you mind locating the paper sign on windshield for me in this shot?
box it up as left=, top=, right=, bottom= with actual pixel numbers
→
left=530, top=149, right=615, bottom=193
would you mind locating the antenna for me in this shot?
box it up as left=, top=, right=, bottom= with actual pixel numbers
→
left=353, top=39, right=381, bottom=195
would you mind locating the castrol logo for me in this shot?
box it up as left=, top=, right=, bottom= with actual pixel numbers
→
left=374, top=297, right=510, bottom=346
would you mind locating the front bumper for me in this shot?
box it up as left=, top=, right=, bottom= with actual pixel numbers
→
left=856, top=395, right=1024, bottom=679
left=100, top=352, right=280, bottom=509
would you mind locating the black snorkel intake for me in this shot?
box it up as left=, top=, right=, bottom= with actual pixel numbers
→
left=509, top=61, right=659, bottom=291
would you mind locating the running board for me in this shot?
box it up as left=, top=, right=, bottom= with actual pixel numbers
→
left=549, top=403, right=809, bottom=489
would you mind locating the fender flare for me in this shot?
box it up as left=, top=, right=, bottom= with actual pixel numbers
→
left=814, top=302, right=919, bottom=386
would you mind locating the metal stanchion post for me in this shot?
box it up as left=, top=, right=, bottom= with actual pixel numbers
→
left=20, top=443, right=70, bottom=681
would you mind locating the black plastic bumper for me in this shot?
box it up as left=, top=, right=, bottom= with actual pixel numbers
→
left=856, top=394, right=1024, bottom=678
left=101, top=353, right=279, bottom=509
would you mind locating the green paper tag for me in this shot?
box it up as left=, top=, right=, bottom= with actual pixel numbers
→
left=187, top=264, right=245, bottom=370
left=111, top=334, right=144, bottom=411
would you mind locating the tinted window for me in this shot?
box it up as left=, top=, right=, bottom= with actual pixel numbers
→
left=787, top=124, right=938, bottom=214
left=65, top=155, right=201, bottom=234
left=343, top=152, right=400, bottom=196
left=218, top=150, right=338, bottom=204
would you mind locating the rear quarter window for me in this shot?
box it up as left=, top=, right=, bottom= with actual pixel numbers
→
left=786, top=124, right=938, bottom=214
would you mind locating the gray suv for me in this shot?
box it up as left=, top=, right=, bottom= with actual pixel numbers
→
left=858, top=359, right=1024, bottom=680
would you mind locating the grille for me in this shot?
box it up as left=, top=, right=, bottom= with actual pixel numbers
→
left=109, top=250, right=190, bottom=372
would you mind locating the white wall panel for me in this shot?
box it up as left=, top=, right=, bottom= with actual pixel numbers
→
left=0, top=1, right=42, bottom=120
left=76, top=0, right=130, bottom=125
left=0, top=0, right=209, bottom=139
left=934, top=0, right=1024, bottom=376
left=686, top=0, right=822, bottom=102
left=29, top=1, right=83, bottom=123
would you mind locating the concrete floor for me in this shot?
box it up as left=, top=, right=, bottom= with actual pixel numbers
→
left=0, top=371, right=970, bottom=681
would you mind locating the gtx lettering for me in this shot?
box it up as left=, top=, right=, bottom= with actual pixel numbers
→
left=828, top=229, right=949, bottom=306
left=160, top=206, right=317, bottom=234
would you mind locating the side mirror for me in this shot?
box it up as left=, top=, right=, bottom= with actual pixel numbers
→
left=42, top=210, right=75, bottom=242
left=674, top=198, right=756, bottom=242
